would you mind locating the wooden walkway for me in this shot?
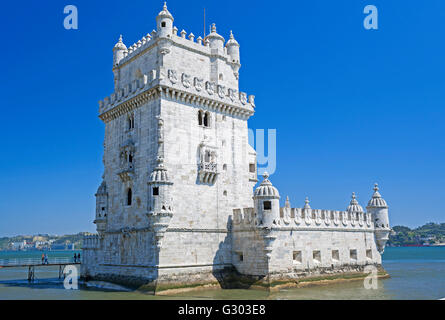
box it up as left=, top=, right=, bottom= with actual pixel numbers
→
left=0, top=258, right=81, bottom=282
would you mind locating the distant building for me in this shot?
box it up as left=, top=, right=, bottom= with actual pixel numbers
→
left=9, top=240, right=27, bottom=250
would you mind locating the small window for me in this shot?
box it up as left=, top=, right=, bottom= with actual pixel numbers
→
left=350, top=249, right=357, bottom=261
left=161, top=22, right=166, bottom=27
left=128, top=114, right=135, bottom=130
left=219, top=73, right=223, bottom=80
left=366, top=249, right=372, bottom=260
left=128, top=154, right=133, bottom=163
left=293, top=251, right=302, bottom=264
left=332, top=250, right=340, bottom=262
left=223, top=190, right=227, bottom=196
left=101, top=207, right=105, bottom=211
left=203, top=112, right=210, bottom=127
left=153, top=187, right=159, bottom=196
left=198, top=110, right=203, bottom=126
left=223, top=164, right=227, bottom=171
left=263, top=201, right=271, bottom=210
left=249, top=163, right=256, bottom=173
left=127, top=188, right=132, bottom=206
left=236, top=252, right=243, bottom=262
left=313, top=250, right=321, bottom=264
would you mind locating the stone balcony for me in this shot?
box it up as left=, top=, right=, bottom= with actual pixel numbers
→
left=118, top=164, right=134, bottom=182
left=198, top=162, right=218, bottom=184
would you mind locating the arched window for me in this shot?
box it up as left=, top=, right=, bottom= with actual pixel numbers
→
left=205, top=150, right=211, bottom=162
left=128, top=114, right=135, bottom=130
left=203, top=112, right=210, bottom=127
left=127, top=188, right=132, bottom=206
left=198, top=110, right=203, bottom=125
left=161, top=22, right=166, bottom=27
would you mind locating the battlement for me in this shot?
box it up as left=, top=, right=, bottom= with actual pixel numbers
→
left=116, top=28, right=233, bottom=69
left=232, top=207, right=374, bottom=230
left=82, top=234, right=100, bottom=249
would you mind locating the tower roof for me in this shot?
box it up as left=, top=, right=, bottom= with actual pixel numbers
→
left=347, top=192, right=364, bottom=213
left=96, top=181, right=107, bottom=195
left=149, top=157, right=172, bottom=184
left=367, top=183, right=388, bottom=208
left=157, top=2, right=173, bottom=20
left=225, top=30, right=239, bottom=47
left=205, top=23, right=225, bottom=42
left=113, top=35, right=127, bottom=51
left=254, top=172, right=280, bottom=198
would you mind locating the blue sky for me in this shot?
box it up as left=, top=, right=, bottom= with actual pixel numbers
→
left=0, top=0, right=444, bottom=236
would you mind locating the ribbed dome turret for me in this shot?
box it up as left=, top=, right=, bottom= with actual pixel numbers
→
left=96, top=181, right=107, bottom=195
left=113, top=35, right=127, bottom=51
left=157, top=2, right=173, bottom=20
left=225, top=30, right=239, bottom=47
left=254, top=172, right=280, bottom=198
left=367, top=183, right=388, bottom=208
left=205, top=23, right=225, bottom=49
left=149, top=158, right=172, bottom=184
left=347, top=192, right=364, bottom=213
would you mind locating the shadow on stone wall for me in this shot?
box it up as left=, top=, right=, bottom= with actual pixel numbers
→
left=212, top=216, right=266, bottom=290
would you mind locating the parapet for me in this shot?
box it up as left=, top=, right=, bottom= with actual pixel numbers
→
left=232, top=206, right=374, bottom=230
left=82, top=234, right=100, bottom=249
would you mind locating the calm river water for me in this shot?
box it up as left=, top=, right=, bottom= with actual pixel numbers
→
left=0, top=247, right=444, bottom=299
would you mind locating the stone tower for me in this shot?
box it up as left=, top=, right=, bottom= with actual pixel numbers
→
left=82, top=3, right=257, bottom=291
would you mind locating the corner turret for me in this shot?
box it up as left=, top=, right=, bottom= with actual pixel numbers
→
left=94, top=181, right=108, bottom=235
left=113, top=35, right=127, bottom=66
left=225, top=30, right=241, bottom=78
left=205, top=23, right=225, bottom=50
left=254, top=172, right=280, bottom=227
left=156, top=2, right=174, bottom=38
left=367, top=183, right=390, bottom=253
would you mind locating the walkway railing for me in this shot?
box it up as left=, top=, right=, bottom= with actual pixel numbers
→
left=0, top=257, right=77, bottom=267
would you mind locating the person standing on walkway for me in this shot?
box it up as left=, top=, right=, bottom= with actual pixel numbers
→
left=41, top=253, right=45, bottom=264
left=73, top=253, right=77, bottom=263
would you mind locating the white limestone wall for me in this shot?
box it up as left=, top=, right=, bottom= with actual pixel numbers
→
left=162, top=97, right=255, bottom=230
left=269, top=229, right=380, bottom=273
left=102, top=99, right=159, bottom=232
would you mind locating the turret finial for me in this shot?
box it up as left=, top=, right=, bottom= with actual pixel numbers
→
left=211, top=23, right=216, bottom=33
left=374, top=183, right=379, bottom=192
left=285, top=196, right=290, bottom=208
left=304, top=197, right=311, bottom=209
left=262, top=171, right=269, bottom=180
left=229, top=30, right=234, bottom=39
left=163, top=2, right=167, bottom=10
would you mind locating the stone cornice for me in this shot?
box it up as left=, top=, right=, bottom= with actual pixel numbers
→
left=99, top=83, right=255, bottom=123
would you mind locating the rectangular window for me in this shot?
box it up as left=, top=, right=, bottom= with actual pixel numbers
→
left=350, top=249, right=357, bottom=261
left=293, top=251, right=302, bottom=264
left=152, top=187, right=159, bottom=196
left=332, top=250, right=340, bottom=262
left=236, top=252, right=243, bottom=262
left=263, top=201, right=272, bottom=210
left=313, top=250, right=321, bottom=264
left=249, top=163, right=256, bottom=173
left=366, top=249, right=372, bottom=260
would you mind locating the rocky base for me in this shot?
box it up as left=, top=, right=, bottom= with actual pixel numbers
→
left=82, top=263, right=389, bottom=295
